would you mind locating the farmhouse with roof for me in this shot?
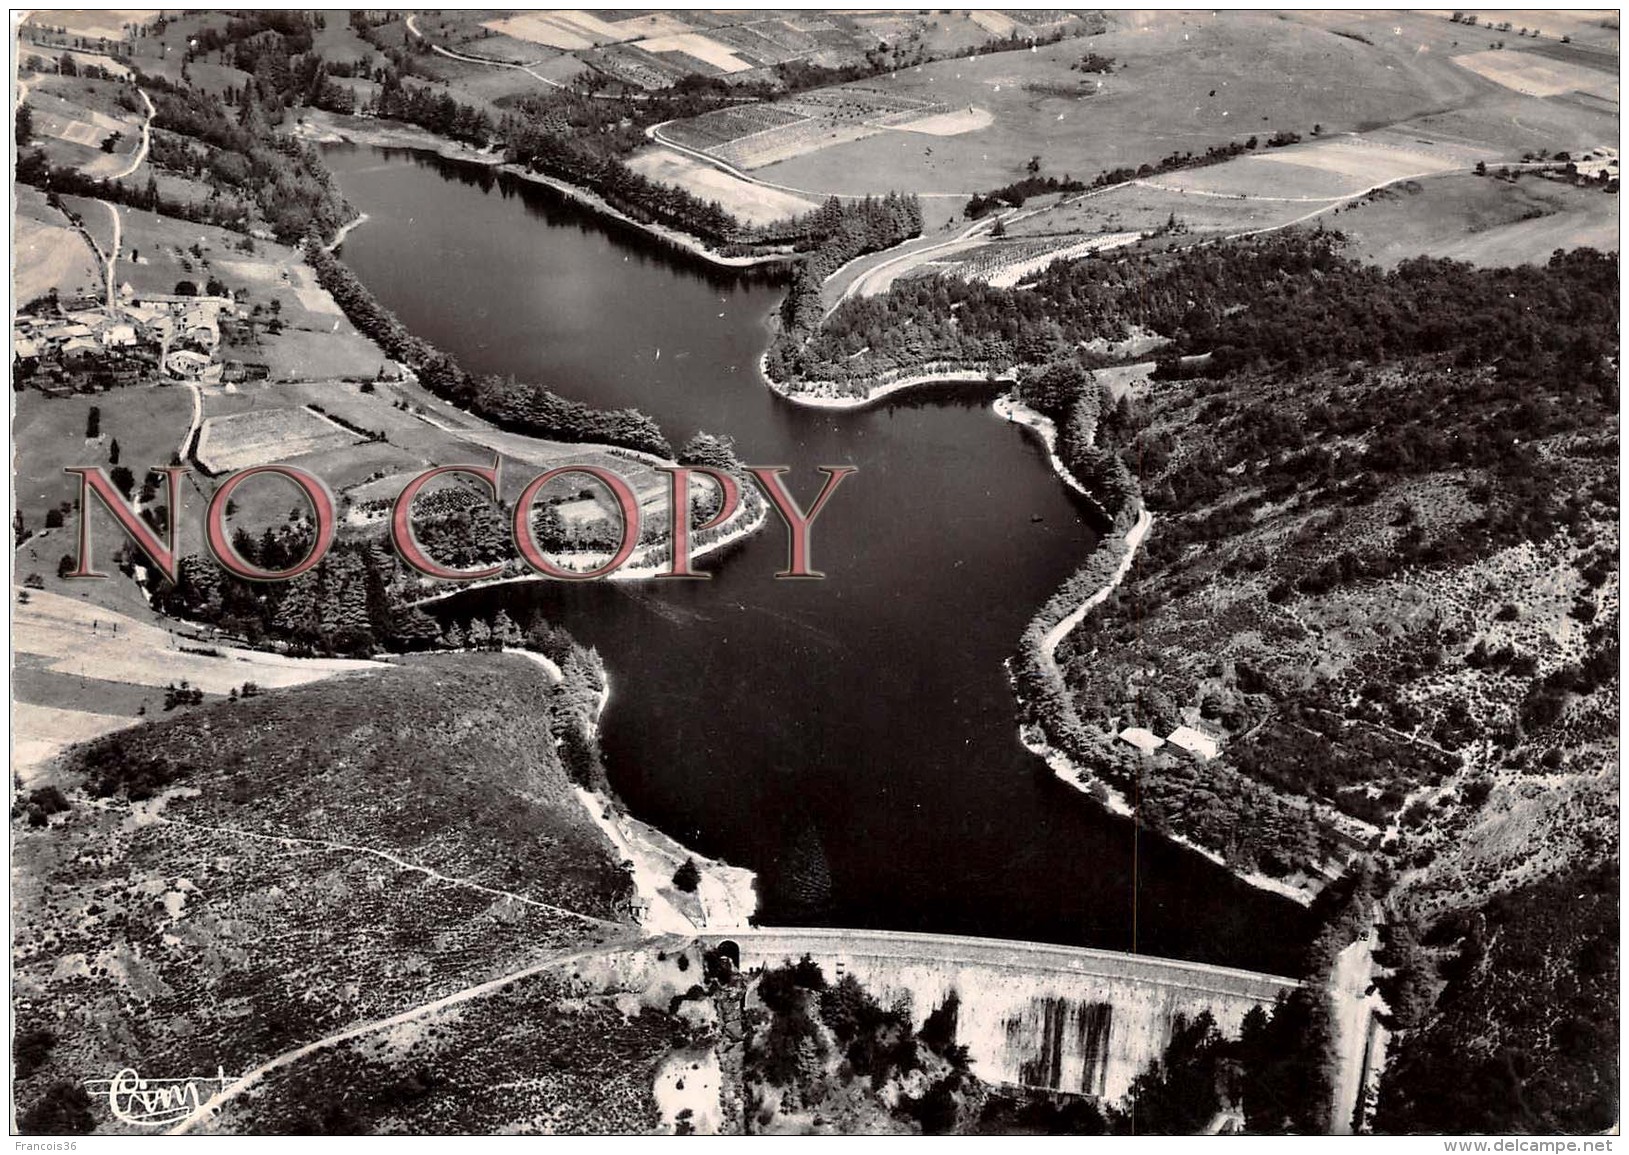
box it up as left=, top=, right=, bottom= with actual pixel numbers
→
left=1117, top=727, right=1166, bottom=755
left=1165, top=725, right=1220, bottom=761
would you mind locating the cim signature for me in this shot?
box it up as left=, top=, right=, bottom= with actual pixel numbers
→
left=83, top=1067, right=240, bottom=1127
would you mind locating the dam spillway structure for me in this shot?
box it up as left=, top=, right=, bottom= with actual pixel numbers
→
left=704, top=927, right=1302, bottom=1103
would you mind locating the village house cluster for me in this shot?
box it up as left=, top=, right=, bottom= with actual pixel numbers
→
left=12, top=284, right=267, bottom=396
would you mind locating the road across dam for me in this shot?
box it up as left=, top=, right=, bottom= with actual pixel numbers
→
left=700, top=927, right=1303, bottom=1103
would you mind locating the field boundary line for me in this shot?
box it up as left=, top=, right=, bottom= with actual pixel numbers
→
left=406, top=14, right=566, bottom=88
left=646, top=120, right=975, bottom=200
left=300, top=403, right=373, bottom=440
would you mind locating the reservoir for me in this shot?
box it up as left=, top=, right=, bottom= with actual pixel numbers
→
left=323, top=144, right=1311, bottom=974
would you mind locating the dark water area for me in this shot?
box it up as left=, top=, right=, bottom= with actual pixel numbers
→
left=323, top=144, right=1312, bottom=975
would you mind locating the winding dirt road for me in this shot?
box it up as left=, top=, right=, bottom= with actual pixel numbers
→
left=97, top=87, right=154, bottom=309
left=109, top=86, right=154, bottom=181
left=406, top=14, right=568, bottom=90
left=170, top=931, right=683, bottom=1134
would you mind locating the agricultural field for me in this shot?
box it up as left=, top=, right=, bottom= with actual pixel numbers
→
left=483, top=10, right=643, bottom=51
left=12, top=346, right=682, bottom=666
left=1002, top=180, right=1312, bottom=242
left=657, top=102, right=808, bottom=153
left=852, top=123, right=1493, bottom=300
left=12, top=384, right=196, bottom=534
left=194, top=407, right=366, bottom=474
left=1452, top=46, right=1619, bottom=101
left=408, top=57, right=571, bottom=116
left=658, top=86, right=957, bottom=175
left=626, top=150, right=818, bottom=225
left=481, top=10, right=760, bottom=75
left=57, top=194, right=116, bottom=263
left=1326, top=171, right=1620, bottom=268
left=17, top=71, right=146, bottom=180
left=11, top=701, right=143, bottom=787
left=8, top=8, right=1622, bottom=1137
left=1144, top=131, right=1488, bottom=201
left=115, top=207, right=272, bottom=298
left=22, top=71, right=139, bottom=127
left=9, top=588, right=377, bottom=783
left=938, top=231, right=1142, bottom=288
left=45, top=10, right=242, bottom=94
left=182, top=372, right=677, bottom=546
left=415, top=9, right=1103, bottom=102
left=19, top=9, right=149, bottom=42
left=733, top=9, right=1502, bottom=197
left=928, top=14, right=1620, bottom=274
left=13, top=186, right=103, bottom=305
left=818, top=216, right=987, bottom=306
left=472, top=9, right=1020, bottom=73
left=15, top=46, right=132, bottom=83
left=127, top=154, right=228, bottom=218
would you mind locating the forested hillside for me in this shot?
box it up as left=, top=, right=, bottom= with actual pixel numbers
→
left=15, top=66, right=354, bottom=243
left=980, top=236, right=1618, bottom=1133
left=777, top=232, right=1618, bottom=393
left=1373, top=862, right=1618, bottom=1134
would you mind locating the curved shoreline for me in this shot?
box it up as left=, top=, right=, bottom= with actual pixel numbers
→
left=992, top=393, right=1319, bottom=907
left=551, top=654, right=759, bottom=934
left=504, top=165, right=794, bottom=270
left=297, top=112, right=794, bottom=271
left=756, top=331, right=1322, bottom=907
left=992, top=394, right=1092, bottom=499
left=309, top=120, right=1322, bottom=910
left=322, top=211, right=369, bottom=253
left=758, top=354, right=1320, bottom=905
left=759, top=352, right=1018, bottom=410
left=404, top=492, right=770, bottom=607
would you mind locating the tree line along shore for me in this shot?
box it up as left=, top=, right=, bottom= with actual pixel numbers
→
left=12, top=10, right=1618, bottom=1133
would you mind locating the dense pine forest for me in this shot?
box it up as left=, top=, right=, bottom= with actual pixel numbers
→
left=778, top=232, right=1619, bottom=395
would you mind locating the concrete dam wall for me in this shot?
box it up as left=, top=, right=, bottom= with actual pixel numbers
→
left=704, top=928, right=1301, bottom=1104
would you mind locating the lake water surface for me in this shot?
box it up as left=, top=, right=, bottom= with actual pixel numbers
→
left=323, top=145, right=1311, bottom=974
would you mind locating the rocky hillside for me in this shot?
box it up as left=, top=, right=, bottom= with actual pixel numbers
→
left=994, top=238, right=1618, bottom=1133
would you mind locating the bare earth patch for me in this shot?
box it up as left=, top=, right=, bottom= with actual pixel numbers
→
left=482, top=10, right=623, bottom=50
left=634, top=33, right=752, bottom=74
left=627, top=149, right=818, bottom=226
left=1452, top=49, right=1620, bottom=100
left=890, top=106, right=994, bottom=136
